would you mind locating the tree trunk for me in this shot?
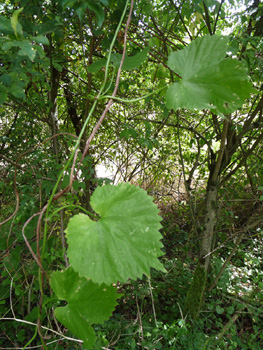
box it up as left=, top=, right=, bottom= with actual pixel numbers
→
left=185, top=182, right=218, bottom=319
left=185, top=118, right=229, bottom=319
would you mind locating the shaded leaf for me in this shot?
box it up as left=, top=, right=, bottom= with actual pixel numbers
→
left=34, top=35, right=49, bottom=45
left=111, top=47, right=150, bottom=71
left=120, top=128, right=138, bottom=140
left=87, top=58, right=107, bottom=73
left=0, top=75, right=12, bottom=87
left=0, top=16, right=13, bottom=35
left=86, top=2, right=105, bottom=27
left=50, top=267, right=120, bottom=348
left=9, top=83, right=25, bottom=99
left=0, top=86, right=7, bottom=105
left=18, top=41, right=36, bottom=61
left=66, top=183, right=165, bottom=285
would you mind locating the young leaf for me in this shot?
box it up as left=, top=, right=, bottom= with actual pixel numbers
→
left=50, top=267, right=120, bottom=348
left=165, top=35, right=254, bottom=115
left=66, top=183, right=165, bottom=285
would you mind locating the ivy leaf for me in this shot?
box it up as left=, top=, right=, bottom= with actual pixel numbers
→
left=66, top=183, right=165, bottom=285
left=50, top=267, right=120, bottom=348
left=166, top=35, right=254, bottom=115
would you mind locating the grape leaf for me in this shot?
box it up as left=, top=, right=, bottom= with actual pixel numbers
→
left=50, top=267, right=120, bottom=348
left=165, top=35, right=254, bottom=115
left=66, top=183, right=165, bottom=285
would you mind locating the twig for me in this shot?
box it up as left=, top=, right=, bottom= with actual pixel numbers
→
left=0, top=133, right=77, bottom=228
left=0, top=318, right=83, bottom=344
left=148, top=277, right=157, bottom=325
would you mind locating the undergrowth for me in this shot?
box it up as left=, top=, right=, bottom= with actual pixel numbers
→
left=1, top=196, right=263, bottom=349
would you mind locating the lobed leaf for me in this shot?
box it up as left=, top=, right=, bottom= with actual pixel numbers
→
left=50, top=267, right=120, bottom=348
left=165, top=35, right=255, bottom=115
left=66, top=183, right=165, bottom=285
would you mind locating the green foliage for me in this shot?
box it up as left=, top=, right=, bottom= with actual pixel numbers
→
left=1, top=0, right=262, bottom=348
left=87, top=47, right=150, bottom=73
left=50, top=183, right=165, bottom=346
left=62, top=0, right=107, bottom=26
left=185, top=264, right=207, bottom=320
left=66, top=183, right=165, bottom=285
left=111, top=47, right=150, bottom=71
left=166, top=35, right=255, bottom=115
left=51, top=267, right=120, bottom=348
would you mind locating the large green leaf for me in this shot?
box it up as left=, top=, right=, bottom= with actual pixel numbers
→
left=66, top=183, right=165, bottom=284
left=50, top=267, right=120, bottom=348
left=165, top=35, right=254, bottom=115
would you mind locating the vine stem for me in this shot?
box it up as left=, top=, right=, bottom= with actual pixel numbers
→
left=33, top=0, right=134, bottom=344
left=78, top=0, right=135, bottom=164
left=97, top=86, right=166, bottom=104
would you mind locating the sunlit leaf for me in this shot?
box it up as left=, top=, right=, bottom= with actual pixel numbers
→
left=66, top=183, right=165, bottom=285
left=165, top=35, right=255, bottom=115
left=11, top=7, right=23, bottom=39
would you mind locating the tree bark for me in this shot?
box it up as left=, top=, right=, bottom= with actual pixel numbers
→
left=185, top=117, right=229, bottom=319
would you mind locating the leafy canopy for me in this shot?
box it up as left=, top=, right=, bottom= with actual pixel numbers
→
left=165, top=35, right=254, bottom=115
